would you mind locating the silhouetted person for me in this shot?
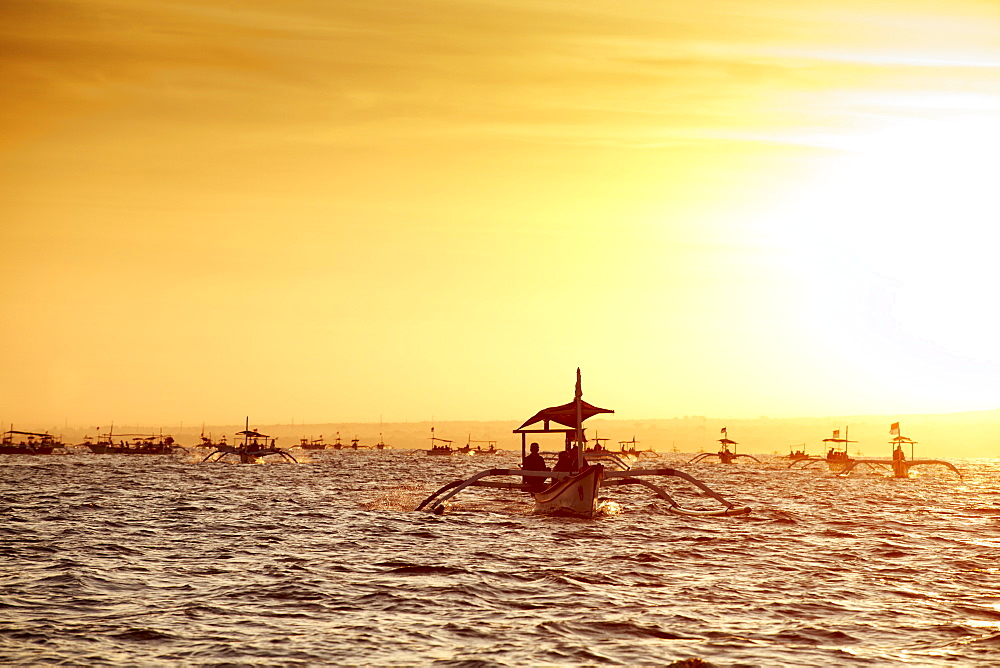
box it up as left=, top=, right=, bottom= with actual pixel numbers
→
left=521, top=442, right=549, bottom=492
left=553, top=447, right=580, bottom=474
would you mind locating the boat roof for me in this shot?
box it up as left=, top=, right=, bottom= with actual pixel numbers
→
left=515, top=399, right=614, bottom=432
left=238, top=429, right=269, bottom=438
left=4, top=430, right=53, bottom=437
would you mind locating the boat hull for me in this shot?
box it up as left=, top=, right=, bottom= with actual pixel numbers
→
left=532, top=464, right=604, bottom=517
left=0, top=445, right=55, bottom=455
left=826, top=458, right=854, bottom=473
left=87, top=444, right=174, bottom=455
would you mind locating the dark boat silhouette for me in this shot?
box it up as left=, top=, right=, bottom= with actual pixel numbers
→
left=1, top=428, right=65, bottom=455
left=202, top=418, right=297, bottom=464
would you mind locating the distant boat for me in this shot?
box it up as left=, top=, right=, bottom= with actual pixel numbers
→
left=836, top=423, right=961, bottom=478
left=201, top=418, right=297, bottom=464
left=374, top=434, right=392, bottom=450
left=787, top=428, right=856, bottom=471
left=822, top=428, right=856, bottom=472
left=426, top=427, right=454, bottom=455
left=1, top=428, right=65, bottom=455
left=298, top=436, right=327, bottom=450
left=687, top=428, right=760, bottom=465
left=583, top=434, right=633, bottom=470
left=86, top=426, right=181, bottom=455
left=197, top=433, right=228, bottom=448
left=785, top=444, right=809, bottom=461
left=349, top=437, right=371, bottom=450
left=471, top=439, right=499, bottom=455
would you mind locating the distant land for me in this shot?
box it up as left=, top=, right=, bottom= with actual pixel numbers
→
left=21, top=409, right=1000, bottom=458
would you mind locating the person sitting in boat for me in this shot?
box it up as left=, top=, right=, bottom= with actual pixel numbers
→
left=521, top=442, right=549, bottom=492
left=553, top=447, right=580, bottom=473
left=893, top=445, right=905, bottom=462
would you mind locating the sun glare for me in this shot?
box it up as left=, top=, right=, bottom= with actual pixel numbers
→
left=757, top=110, right=1000, bottom=411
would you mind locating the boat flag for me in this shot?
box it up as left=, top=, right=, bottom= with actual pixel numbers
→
left=890, top=422, right=900, bottom=436
left=832, top=429, right=840, bottom=439
left=721, top=427, right=727, bottom=437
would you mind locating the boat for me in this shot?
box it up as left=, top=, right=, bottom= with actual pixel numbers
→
left=687, top=428, right=761, bottom=465
left=298, top=436, right=327, bottom=450
left=789, top=428, right=856, bottom=472
left=616, top=437, right=642, bottom=461
left=585, top=436, right=612, bottom=453
left=583, top=434, right=634, bottom=471
left=426, top=428, right=454, bottom=455
left=201, top=418, right=298, bottom=463
left=348, top=437, right=371, bottom=450
left=1, top=428, right=65, bottom=455
left=374, top=434, right=392, bottom=450
left=471, top=439, right=500, bottom=455
left=836, top=423, right=961, bottom=478
left=85, top=427, right=182, bottom=455
left=456, top=436, right=495, bottom=455
left=785, top=444, right=809, bottom=461
left=197, top=434, right=227, bottom=448
left=416, top=369, right=751, bottom=518
left=329, top=433, right=345, bottom=450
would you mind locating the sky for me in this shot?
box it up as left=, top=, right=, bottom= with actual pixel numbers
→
left=4, top=0, right=1000, bottom=430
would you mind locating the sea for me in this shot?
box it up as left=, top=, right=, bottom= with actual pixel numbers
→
left=2, top=448, right=999, bottom=667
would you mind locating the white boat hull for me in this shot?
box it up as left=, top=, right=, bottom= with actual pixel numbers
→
left=532, top=464, right=603, bottom=517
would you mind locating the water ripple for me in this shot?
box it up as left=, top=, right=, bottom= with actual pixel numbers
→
left=1, top=452, right=997, bottom=665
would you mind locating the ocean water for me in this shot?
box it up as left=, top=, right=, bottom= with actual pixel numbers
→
left=2, top=449, right=998, bottom=667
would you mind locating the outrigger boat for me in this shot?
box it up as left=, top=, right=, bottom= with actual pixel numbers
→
left=687, top=428, right=760, bottom=465
left=416, top=370, right=751, bottom=518
left=836, top=423, right=961, bottom=478
left=1, top=428, right=66, bottom=455
left=201, top=419, right=298, bottom=463
left=85, top=427, right=183, bottom=455
left=197, top=432, right=227, bottom=448
left=616, top=437, right=648, bottom=460
left=298, top=436, right=327, bottom=450
left=785, top=444, right=809, bottom=461
left=582, top=435, right=634, bottom=471
left=472, top=439, right=499, bottom=454
left=789, top=428, right=856, bottom=472
left=426, top=428, right=454, bottom=455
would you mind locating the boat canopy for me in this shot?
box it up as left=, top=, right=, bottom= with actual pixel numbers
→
left=516, top=399, right=614, bottom=432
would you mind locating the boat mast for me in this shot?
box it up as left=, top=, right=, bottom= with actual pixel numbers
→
left=575, top=367, right=584, bottom=469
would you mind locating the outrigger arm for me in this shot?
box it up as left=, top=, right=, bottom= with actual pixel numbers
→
left=602, top=468, right=751, bottom=516
left=414, top=467, right=750, bottom=516
left=788, top=456, right=826, bottom=469
left=687, top=453, right=761, bottom=464
left=838, top=458, right=962, bottom=478
left=415, top=468, right=549, bottom=513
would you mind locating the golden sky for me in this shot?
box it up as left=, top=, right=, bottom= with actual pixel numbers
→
left=4, top=0, right=1000, bottom=428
